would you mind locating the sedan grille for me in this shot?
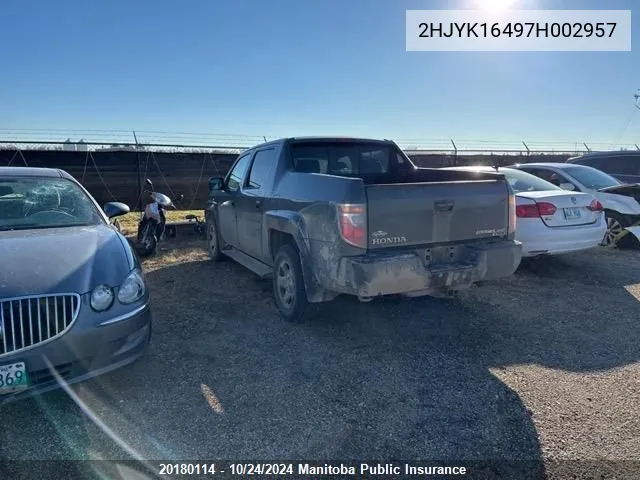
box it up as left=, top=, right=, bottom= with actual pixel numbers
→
left=0, top=294, right=81, bottom=357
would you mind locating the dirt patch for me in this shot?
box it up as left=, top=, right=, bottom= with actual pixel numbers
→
left=1, top=239, right=639, bottom=479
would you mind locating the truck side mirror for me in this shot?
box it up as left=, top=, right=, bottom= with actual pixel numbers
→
left=209, top=176, right=224, bottom=191
left=559, top=182, right=576, bottom=191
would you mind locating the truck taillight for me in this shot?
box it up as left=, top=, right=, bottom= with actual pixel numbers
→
left=508, top=194, right=516, bottom=235
left=588, top=199, right=604, bottom=212
left=516, top=202, right=557, bottom=218
left=337, top=204, right=367, bottom=249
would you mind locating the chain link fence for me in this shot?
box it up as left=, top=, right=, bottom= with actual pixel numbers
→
left=0, top=139, right=631, bottom=209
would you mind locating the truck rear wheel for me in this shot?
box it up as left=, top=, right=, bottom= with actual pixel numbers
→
left=273, top=244, right=309, bottom=323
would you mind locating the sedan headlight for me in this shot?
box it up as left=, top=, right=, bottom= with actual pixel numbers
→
left=91, top=285, right=114, bottom=311
left=118, top=269, right=146, bottom=304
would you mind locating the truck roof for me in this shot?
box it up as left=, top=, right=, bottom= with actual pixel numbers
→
left=0, top=166, right=73, bottom=179
left=246, top=136, right=393, bottom=150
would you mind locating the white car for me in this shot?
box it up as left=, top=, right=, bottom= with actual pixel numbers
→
left=443, top=166, right=606, bottom=257
left=510, top=162, right=640, bottom=246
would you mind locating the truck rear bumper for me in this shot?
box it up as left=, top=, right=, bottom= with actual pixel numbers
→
left=322, top=240, right=522, bottom=298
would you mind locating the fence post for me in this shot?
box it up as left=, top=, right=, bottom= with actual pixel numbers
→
left=136, top=151, right=142, bottom=210
left=132, top=131, right=143, bottom=210
left=450, top=139, right=458, bottom=166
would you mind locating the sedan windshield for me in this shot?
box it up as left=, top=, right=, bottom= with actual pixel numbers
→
left=563, top=165, right=621, bottom=190
left=501, top=168, right=561, bottom=193
left=0, top=177, right=103, bottom=231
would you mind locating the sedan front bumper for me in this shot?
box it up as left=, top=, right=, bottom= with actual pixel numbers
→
left=0, top=302, right=151, bottom=404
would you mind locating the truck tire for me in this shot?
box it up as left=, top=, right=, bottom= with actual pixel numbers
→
left=273, top=244, right=309, bottom=323
left=207, top=215, right=224, bottom=262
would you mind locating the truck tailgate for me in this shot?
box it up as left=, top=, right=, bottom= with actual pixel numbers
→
left=365, top=180, right=509, bottom=249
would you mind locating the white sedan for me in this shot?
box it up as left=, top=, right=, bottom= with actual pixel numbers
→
left=443, top=166, right=607, bottom=257
left=509, top=162, right=640, bottom=246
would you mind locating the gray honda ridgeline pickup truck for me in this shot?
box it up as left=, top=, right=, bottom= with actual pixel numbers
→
left=205, top=137, right=522, bottom=322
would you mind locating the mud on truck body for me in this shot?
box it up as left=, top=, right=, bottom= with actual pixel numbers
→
left=205, top=137, right=522, bottom=322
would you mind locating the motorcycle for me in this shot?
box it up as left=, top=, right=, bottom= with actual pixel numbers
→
left=136, top=179, right=175, bottom=257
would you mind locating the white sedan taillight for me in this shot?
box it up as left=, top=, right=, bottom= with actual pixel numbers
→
left=587, top=199, right=604, bottom=212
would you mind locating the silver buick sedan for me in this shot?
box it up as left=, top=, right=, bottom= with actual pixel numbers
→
left=0, top=167, right=151, bottom=403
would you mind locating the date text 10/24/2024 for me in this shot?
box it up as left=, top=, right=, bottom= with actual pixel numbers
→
left=406, top=10, right=632, bottom=51
left=157, top=463, right=469, bottom=476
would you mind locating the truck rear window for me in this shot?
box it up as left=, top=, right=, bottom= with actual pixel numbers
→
left=291, top=142, right=400, bottom=176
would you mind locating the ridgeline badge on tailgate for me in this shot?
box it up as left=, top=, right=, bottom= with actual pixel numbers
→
left=475, top=228, right=506, bottom=237
left=371, top=230, right=408, bottom=245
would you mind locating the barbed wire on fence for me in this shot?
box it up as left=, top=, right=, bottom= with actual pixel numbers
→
left=1, top=126, right=640, bottom=155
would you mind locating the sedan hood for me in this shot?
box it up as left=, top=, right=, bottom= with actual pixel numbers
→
left=598, top=183, right=640, bottom=197
left=0, top=225, right=132, bottom=299
left=592, top=190, right=640, bottom=216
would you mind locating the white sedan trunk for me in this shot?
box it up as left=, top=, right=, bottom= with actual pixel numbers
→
left=517, top=190, right=599, bottom=228
left=515, top=191, right=606, bottom=257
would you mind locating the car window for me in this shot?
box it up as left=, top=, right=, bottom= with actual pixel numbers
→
left=575, top=155, right=640, bottom=175
left=572, top=156, right=605, bottom=170
left=563, top=165, right=621, bottom=190
left=520, top=168, right=558, bottom=183
left=606, top=155, right=640, bottom=175
left=501, top=168, right=561, bottom=193
left=247, top=149, right=276, bottom=190
left=226, top=153, right=253, bottom=192
left=291, top=143, right=392, bottom=176
left=0, top=177, right=103, bottom=231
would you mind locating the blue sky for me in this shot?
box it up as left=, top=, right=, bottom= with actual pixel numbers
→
left=1, top=0, right=638, bottom=146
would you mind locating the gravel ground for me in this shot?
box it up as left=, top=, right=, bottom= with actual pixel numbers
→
left=0, top=237, right=639, bottom=479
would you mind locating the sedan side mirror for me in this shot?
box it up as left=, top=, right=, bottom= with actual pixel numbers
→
left=209, top=176, right=224, bottom=191
left=559, top=182, right=576, bottom=191
left=103, top=202, right=130, bottom=219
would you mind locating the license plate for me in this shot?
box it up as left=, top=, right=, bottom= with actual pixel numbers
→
left=564, top=207, right=582, bottom=220
left=0, top=362, right=29, bottom=395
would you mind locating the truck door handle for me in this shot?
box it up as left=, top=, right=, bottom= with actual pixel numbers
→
left=435, top=200, right=454, bottom=212
left=221, top=200, right=234, bottom=207
left=255, top=200, right=262, bottom=209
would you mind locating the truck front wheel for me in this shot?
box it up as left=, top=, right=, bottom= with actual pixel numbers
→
left=273, top=244, right=309, bottom=323
left=206, top=215, right=224, bottom=262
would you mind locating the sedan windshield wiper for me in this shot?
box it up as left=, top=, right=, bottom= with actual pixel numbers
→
left=0, top=223, right=94, bottom=231
left=0, top=224, right=41, bottom=231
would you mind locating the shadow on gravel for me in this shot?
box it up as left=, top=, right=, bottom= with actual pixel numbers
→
left=3, top=247, right=638, bottom=480
left=133, top=258, right=547, bottom=478
left=488, top=251, right=640, bottom=372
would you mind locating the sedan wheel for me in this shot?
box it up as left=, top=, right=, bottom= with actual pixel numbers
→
left=601, top=215, right=624, bottom=247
